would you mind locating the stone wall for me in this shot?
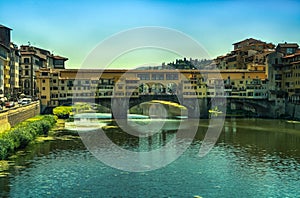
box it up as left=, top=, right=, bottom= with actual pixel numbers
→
left=286, top=103, right=300, bottom=120
left=0, top=112, right=10, bottom=133
left=0, top=102, right=40, bottom=133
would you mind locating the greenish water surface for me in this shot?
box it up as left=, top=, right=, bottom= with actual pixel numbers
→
left=0, top=118, right=299, bottom=197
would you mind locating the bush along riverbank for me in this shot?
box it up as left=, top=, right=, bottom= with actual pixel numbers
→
left=0, top=115, right=56, bottom=160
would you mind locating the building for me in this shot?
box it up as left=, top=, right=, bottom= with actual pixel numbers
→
left=268, top=42, right=300, bottom=104
left=20, top=46, right=48, bottom=96
left=0, top=43, right=10, bottom=98
left=9, top=43, right=20, bottom=98
left=276, top=42, right=299, bottom=55
left=19, top=45, right=68, bottom=97
left=0, top=25, right=11, bottom=49
left=49, top=55, right=68, bottom=69
left=233, top=38, right=274, bottom=52
left=36, top=68, right=268, bottom=109
left=215, top=38, right=275, bottom=71
left=0, top=25, right=12, bottom=99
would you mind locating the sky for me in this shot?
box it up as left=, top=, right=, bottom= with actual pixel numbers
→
left=1, top=0, right=300, bottom=69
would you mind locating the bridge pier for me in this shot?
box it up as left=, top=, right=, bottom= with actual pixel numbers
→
left=183, top=98, right=209, bottom=119
left=111, top=98, right=128, bottom=120
left=227, top=98, right=277, bottom=118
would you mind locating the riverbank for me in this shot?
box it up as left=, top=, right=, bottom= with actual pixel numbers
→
left=0, top=115, right=56, bottom=160
left=0, top=101, right=40, bottom=133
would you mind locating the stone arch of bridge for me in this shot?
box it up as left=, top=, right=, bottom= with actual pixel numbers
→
left=229, top=99, right=270, bottom=116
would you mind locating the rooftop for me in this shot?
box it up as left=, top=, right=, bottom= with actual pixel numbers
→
left=283, top=52, right=300, bottom=58
left=51, top=55, right=68, bottom=60
left=277, top=43, right=299, bottom=48
left=0, top=24, right=12, bottom=30
left=233, top=38, right=266, bottom=45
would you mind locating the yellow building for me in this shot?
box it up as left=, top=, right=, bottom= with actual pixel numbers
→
left=0, top=43, right=10, bottom=98
left=9, top=43, right=20, bottom=98
left=36, top=68, right=269, bottom=108
left=282, top=53, right=300, bottom=103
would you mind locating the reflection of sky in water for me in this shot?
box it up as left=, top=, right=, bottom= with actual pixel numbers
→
left=1, top=118, right=300, bottom=197
left=7, top=142, right=300, bottom=197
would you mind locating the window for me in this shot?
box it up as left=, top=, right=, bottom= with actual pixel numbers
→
left=42, top=79, right=46, bottom=83
left=287, top=48, right=294, bottom=54
left=24, top=58, right=30, bottom=63
left=151, top=74, right=164, bottom=80
left=41, top=96, right=46, bottom=99
left=137, top=73, right=150, bottom=80
left=166, top=73, right=178, bottom=80
left=42, top=87, right=45, bottom=90
left=25, top=70, right=29, bottom=75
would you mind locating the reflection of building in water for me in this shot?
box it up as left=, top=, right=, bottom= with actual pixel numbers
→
left=138, top=130, right=176, bottom=152
left=103, top=123, right=177, bottom=152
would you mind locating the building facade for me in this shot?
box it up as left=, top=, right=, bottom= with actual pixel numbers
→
left=215, top=38, right=275, bottom=72
left=0, top=44, right=10, bottom=98
left=19, top=45, right=68, bottom=97
left=267, top=43, right=300, bottom=104
left=0, top=25, right=12, bottom=99
left=36, top=68, right=268, bottom=108
left=9, top=43, right=20, bottom=98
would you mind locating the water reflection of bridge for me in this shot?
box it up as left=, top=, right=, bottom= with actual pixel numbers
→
left=106, top=129, right=177, bottom=152
left=61, top=94, right=277, bottom=119
left=71, top=95, right=209, bottom=119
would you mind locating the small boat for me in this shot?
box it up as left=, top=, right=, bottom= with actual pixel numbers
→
left=209, top=106, right=223, bottom=114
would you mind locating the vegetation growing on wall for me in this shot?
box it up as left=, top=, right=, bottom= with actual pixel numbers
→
left=53, top=103, right=96, bottom=118
left=53, top=106, right=73, bottom=118
left=0, top=115, right=56, bottom=160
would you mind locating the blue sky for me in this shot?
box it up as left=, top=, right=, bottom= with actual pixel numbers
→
left=1, top=0, right=300, bottom=68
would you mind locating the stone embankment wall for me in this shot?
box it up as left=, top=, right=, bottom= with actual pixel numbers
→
left=286, top=103, right=300, bottom=120
left=0, top=102, right=40, bottom=133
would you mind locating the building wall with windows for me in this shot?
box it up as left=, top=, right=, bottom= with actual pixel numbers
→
left=36, top=69, right=270, bottom=107
left=0, top=44, right=10, bottom=98
left=9, top=43, right=20, bottom=98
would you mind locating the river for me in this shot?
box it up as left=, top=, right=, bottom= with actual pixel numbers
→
left=0, top=117, right=299, bottom=197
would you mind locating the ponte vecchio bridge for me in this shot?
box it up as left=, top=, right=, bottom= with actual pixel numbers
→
left=36, top=68, right=279, bottom=118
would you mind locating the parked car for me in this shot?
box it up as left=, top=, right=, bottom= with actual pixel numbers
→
left=21, top=98, right=31, bottom=105
left=5, top=101, right=15, bottom=108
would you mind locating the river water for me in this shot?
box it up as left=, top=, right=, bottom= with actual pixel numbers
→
left=0, top=118, right=299, bottom=197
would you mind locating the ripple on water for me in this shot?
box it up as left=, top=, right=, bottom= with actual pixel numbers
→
left=2, top=118, right=300, bottom=197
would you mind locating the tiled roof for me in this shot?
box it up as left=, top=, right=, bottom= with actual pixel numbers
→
left=283, top=52, right=300, bottom=58
left=291, top=60, right=300, bottom=64
left=52, top=55, right=68, bottom=60
left=0, top=24, right=12, bottom=30
left=233, top=38, right=265, bottom=45
left=277, top=43, right=299, bottom=48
